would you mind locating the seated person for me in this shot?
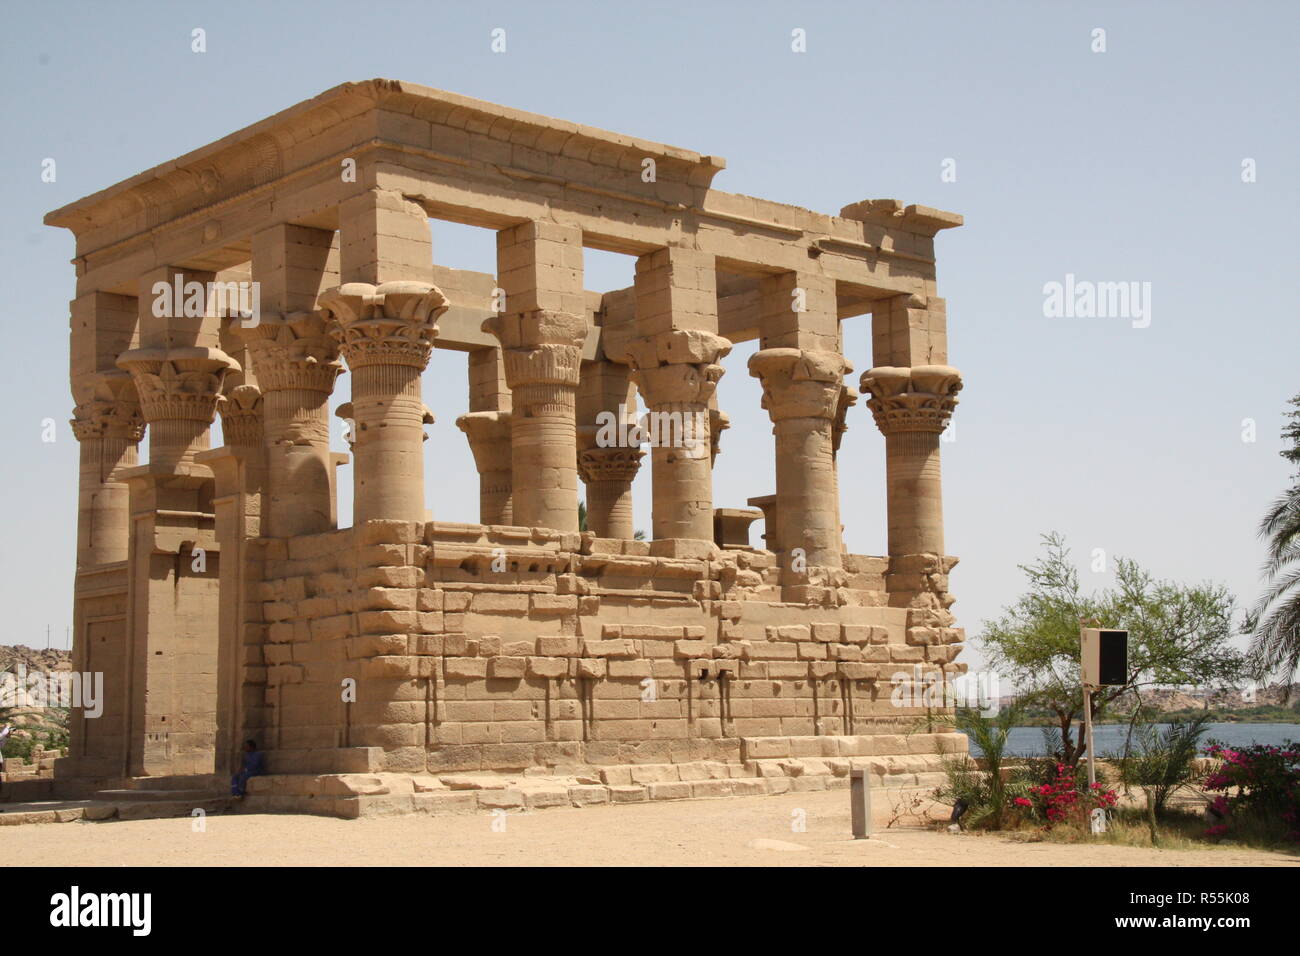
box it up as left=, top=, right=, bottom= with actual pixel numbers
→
left=230, top=739, right=266, bottom=798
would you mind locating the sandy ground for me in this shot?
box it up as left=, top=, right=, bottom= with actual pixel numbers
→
left=2, top=789, right=1296, bottom=867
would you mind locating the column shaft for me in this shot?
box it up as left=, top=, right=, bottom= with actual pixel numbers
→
left=587, top=479, right=634, bottom=538
left=321, top=281, right=448, bottom=525
left=509, top=378, right=579, bottom=531
left=885, top=430, right=944, bottom=556
left=457, top=410, right=513, bottom=525
left=859, top=365, right=963, bottom=557
left=772, top=415, right=840, bottom=566
left=646, top=403, right=713, bottom=540
left=76, top=437, right=138, bottom=565
left=750, top=348, right=847, bottom=570
left=351, top=363, right=425, bottom=524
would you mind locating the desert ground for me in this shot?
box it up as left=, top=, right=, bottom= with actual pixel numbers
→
left=2, top=789, right=1295, bottom=867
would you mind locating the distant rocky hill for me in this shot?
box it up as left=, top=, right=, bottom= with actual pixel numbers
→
left=999, top=683, right=1300, bottom=721
left=0, top=644, right=71, bottom=673
left=1, top=644, right=73, bottom=760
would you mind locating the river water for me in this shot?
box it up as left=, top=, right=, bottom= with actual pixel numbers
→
left=966, top=723, right=1298, bottom=758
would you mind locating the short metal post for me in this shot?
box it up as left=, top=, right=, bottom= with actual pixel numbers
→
left=851, top=768, right=872, bottom=839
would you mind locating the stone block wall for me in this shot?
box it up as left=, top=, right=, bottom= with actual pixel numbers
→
left=249, top=519, right=967, bottom=775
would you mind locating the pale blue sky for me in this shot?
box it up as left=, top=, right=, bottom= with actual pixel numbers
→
left=1, top=1, right=1296, bottom=683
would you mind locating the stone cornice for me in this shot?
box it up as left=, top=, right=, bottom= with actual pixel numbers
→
left=44, top=80, right=726, bottom=238
left=43, top=82, right=956, bottom=296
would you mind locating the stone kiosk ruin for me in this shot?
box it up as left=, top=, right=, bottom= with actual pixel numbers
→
left=47, top=80, right=969, bottom=818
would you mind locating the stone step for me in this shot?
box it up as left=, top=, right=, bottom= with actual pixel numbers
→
left=121, top=774, right=223, bottom=792
left=0, top=795, right=236, bottom=826
left=93, top=788, right=220, bottom=803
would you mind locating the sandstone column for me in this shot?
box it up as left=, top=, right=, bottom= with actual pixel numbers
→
left=485, top=311, right=587, bottom=531
left=831, top=382, right=858, bottom=551
left=630, top=246, right=728, bottom=543
left=859, top=365, right=962, bottom=557
left=320, top=282, right=447, bottom=525
left=457, top=410, right=514, bottom=525
left=70, top=371, right=144, bottom=567
left=246, top=222, right=343, bottom=536
left=577, top=440, right=643, bottom=539
left=456, top=347, right=514, bottom=525
left=200, top=383, right=265, bottom=775
left=749, top=348, right=847, bottom=569
left=487, top=221, right=589, bottom=532
left=577, top=359, right=642, bottom=539
left=628, top=331, right=729, bottom=541
left=749, top=271, right=845, bottom=574
left=240, top=313, right=343, bottom=535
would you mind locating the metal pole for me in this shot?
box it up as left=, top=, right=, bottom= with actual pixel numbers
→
left=1084, top=685, right=1096, bottom=788
left=850, top=768, right=872, bottom=839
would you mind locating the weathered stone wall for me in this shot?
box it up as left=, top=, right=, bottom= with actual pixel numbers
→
left=250, top=519, right=966, bottom=775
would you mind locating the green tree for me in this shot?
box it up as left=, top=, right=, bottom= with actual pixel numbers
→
left=980, top=533, right=1244, bottom=766
left=1246, top=392, right=1300, bottom=698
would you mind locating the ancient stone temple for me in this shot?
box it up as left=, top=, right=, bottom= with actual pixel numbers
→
left=47, top=80, right=968, bottom=817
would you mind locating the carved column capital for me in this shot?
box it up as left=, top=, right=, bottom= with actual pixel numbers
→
left=832, top=385, right=859, bottom=455
left=320, top=281, right=447, bottom=370
left=859, top=365, right=963, bottom=434
left=456, top=410, right=513, bottom=471
left=626, top=330, right=731, bottom=408
left=117, top=346, right=241, bottom=423
left=217, top=384, right=264, bottom=448
left=748, top=348, right=847, bottom=422
left=70, top=371, right=145, bottom=443
left=240, top=311, right=343, bottom=393
left=577, top=443, right=646, bottom=485
left=709, top=408, right=730, bottom=464
left=484, top=309, right=587, bottom=398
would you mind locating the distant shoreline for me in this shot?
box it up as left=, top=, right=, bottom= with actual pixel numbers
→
left=1017, top=709, right=1300, bottom=727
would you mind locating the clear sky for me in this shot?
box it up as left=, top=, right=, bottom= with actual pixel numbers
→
left=1, top=1, right=1296, bottom=684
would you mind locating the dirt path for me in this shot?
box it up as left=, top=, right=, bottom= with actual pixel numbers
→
left=3, top=790, right=1295, bottom=867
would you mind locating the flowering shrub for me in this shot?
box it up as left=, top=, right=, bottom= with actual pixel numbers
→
left=1020, top=763, right=1118, bottom=827
left=1202, top=742, right=1300, bottom=842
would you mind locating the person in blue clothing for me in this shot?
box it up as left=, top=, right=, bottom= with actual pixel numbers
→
left=230, top=739, right=265, bottom=798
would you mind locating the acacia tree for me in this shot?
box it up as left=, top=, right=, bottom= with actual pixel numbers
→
left=979, top=533, right=1244, bottom=766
